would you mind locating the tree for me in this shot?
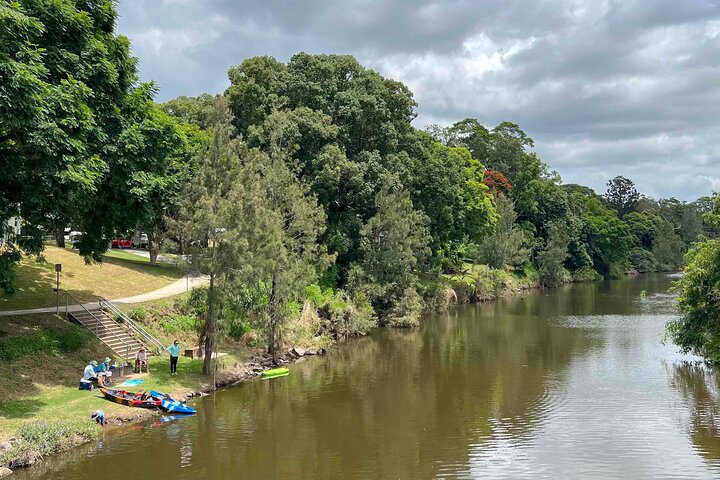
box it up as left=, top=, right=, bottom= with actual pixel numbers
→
left=1, top=0, right=182, bottom=289
left=667, top=238, right=720, bottom=363
left=577, top=195, right=634, bottom=276
left=476, top=195, right=530, bottom=270
left=180, top=98, right=243, bottom=375
left=183, top=99, right=328, bottom=367
left=537, top=223, right=570, bottom=287
left=349, top=184, right=430, bottom=324
left=222, top=147, right=328, bottom=358
left=604, top=176, right=640, bottom=217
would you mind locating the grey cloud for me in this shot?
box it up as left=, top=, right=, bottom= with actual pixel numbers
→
left=116, top=0, right=720, bottom=200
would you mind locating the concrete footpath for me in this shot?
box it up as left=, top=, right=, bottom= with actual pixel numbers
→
left=0, top=274, right=209, bottom=317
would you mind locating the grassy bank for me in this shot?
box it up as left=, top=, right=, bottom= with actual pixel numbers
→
left=0, top=246, right=182, bottom=311
left=0, top=313, right=250, bottom=468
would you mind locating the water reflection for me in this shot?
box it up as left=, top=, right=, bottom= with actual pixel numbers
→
left=14, top=274, right=720, bottom=480
left=668, top=361, right=720, bottom=464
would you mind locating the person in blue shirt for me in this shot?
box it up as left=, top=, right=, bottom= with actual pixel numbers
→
left=91, top=410, right=106, bottom=426
left=167, top=340, right=181, bottom=375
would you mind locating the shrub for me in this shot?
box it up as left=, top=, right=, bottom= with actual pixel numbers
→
left=0, top=419, right=99, bottom=468
left=160, top=314, right=198, bottom=334
left=629, top=248, right=659, bottom=273
left=385, top=288, right=424, bottom=328
left=573, top=267, right=602, bottom=283
left=128, top=307, right=148, bottom=321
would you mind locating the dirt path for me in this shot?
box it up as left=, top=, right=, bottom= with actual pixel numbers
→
left=0, top=274, right=209, bottom=316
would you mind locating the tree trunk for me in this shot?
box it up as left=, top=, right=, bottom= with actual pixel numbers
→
left=54, top=226, right=65, bottom=248
left=148, top=236, right=159, bottom=264
left=203, top=273, right=216, bottom=376
left=267, top=275, right=278, bottom=361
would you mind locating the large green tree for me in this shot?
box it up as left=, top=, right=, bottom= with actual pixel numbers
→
left=1, top=0, right=185, bottom=291
left=667, top=196, right=720, bottom=362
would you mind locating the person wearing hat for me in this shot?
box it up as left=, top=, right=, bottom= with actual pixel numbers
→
left=135, top=347, right=149, bottom=373
left=83, top=360, right=103, bottom=387
left=91, top=410, right=107, bottom=426
left=167, top=340, right=181, bottom=375
left=98, top=357, right=114, bottom=385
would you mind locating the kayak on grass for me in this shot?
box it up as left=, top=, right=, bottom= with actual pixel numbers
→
left=261, top=367, right=289, bottom=379
left=150, top=390, right=197, bottom=414
left=99, top=388, right=160, bottom=409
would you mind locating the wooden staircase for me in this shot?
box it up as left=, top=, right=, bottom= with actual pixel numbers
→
left=69, top=309, right=146, bottom=361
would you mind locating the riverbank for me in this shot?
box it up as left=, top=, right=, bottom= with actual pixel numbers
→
left=0, top=311, right=324, bottom=472
left=0, top=265, right=593, bottom=474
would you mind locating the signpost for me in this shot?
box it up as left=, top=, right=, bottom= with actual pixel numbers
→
left=54, top=264, right=62, bottom=314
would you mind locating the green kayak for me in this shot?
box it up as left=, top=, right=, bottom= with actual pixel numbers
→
left=261, top=367, right=289, bottom=378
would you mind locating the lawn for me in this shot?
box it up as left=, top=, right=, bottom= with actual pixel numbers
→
left=0, top=246, right=183, bottom=311
left=0, top=314, right=244, bottom=440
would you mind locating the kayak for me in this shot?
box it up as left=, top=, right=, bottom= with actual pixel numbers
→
left=261, top=367, right=289, bottom=379
left=150, top=390, right=197, bottom=414
left=99, top=388, right=160, bottom=409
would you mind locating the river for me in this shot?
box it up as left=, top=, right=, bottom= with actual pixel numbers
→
left=16, top=274, right=720, bottom=479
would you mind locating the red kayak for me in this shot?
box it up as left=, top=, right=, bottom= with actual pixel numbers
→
left=99, top=388, right=161, bottom=409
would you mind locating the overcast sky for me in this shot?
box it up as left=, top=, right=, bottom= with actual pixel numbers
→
left=116, top=0, right=720, bottom=201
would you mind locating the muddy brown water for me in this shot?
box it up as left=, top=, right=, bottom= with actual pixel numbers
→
left=15, top=274, right=720, bottom=479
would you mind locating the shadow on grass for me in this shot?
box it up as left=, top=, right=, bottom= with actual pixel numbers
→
left=0, top=398, right=47, bottom=420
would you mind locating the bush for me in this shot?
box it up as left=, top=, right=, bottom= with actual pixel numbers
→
left=128, top=307, right=148, bottom=321
left=385, top=287, right=424, bottom=328
left=159, top=314, right=198, bottom=334
left=573, top=267, right=602, bottom=283
left=629, top=247, right=659, bottom=273
left=0, top=327, right=90, bottom=362
left=0, top=419, right=99, bottom=468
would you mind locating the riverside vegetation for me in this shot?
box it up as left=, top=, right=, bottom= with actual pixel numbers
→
left=1, top=0, right=719, bottom=471
left=3, top=0, right=718, bottom=370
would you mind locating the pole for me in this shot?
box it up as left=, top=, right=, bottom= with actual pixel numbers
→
left=54, top=264, right=62, bottom=314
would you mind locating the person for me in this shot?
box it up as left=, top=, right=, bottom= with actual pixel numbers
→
left=135, top=347, right=149, bottom=373
left=167, top=340, right=181, bottom=375
left=91, top=410, right=106, bottom=426
left=98, top=357, right=114, bottom=385
left=83, top=360, right=103, bottom=387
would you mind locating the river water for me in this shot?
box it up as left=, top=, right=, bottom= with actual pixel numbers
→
left=16, top=274, right=720, bottom=479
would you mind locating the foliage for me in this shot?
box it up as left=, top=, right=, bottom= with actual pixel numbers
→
left=537, top=223, right=571, bottom=287
left=605, top=176, right=640, bottom=217
left=628, top=248, right=659, bottom=273
left=349, top=184, right=430, bottom=322
left=305, top=285, right=377, bottom=339
left=0, top=419, right=99, bottom=468
left=385, top=287, right=424, bottom=328
left=0, top=0, right=190, bottom=288
left=667, top=237, right=720, bottom=363
left=483, top=169, right=512, bottom=194
left=475, top=194, right=530, bottom=270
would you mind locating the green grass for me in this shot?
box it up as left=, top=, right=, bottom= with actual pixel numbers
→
left=0, top=313, right=246, bottom=442
left=0, top=246, right=183, bottom=311
left=0, top=419, right=100, bottom=467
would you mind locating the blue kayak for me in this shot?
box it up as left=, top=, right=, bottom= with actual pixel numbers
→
left=150, top=391, right=197, bottom=414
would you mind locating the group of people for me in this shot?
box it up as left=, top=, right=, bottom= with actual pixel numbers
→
left=134, top=340, right=181, bottom=374
left=81, top=357, right=115, bottom=388
left=80, top=340, right=183, bottom=390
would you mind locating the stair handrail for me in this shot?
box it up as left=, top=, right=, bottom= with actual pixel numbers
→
left=98, top=298, right=164, bottom=355
left=62, top=292, right=132, bottom=361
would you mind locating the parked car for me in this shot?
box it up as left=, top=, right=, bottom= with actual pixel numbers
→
left=69, top=232, right=83, bottom=249
left=131, top=232, right=149, bottom=249
left=112, top=239, right=132, bottom=249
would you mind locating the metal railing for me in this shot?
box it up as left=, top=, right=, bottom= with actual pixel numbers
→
left=62, top=292, right=132, bottom=361
left=98, top=298, right=164, bottom=355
